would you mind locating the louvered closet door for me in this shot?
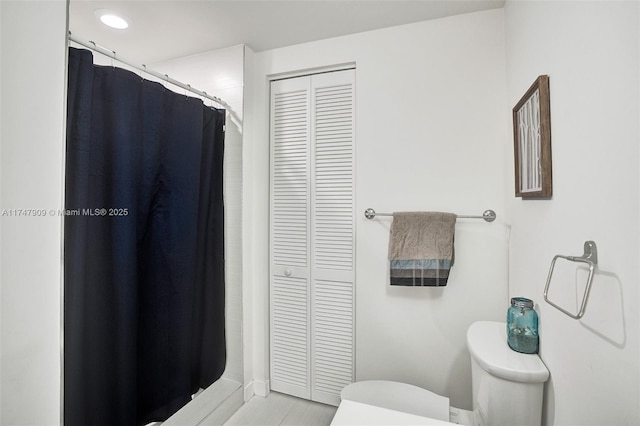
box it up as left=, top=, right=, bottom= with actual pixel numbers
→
left=270, top=69, right=355, bottom=407
left=270, top=77, right=312, bottom=399
left=310, top=70, right=355, bottom=406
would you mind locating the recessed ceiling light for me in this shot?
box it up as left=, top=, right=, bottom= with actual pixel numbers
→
left=95, top=9, right=129, bottom=30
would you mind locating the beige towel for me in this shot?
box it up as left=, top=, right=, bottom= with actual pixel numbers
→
left=388, top=212, right=457, bottom=286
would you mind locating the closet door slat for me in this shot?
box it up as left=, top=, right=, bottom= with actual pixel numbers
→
left=312, top=73, right=354, bottom=273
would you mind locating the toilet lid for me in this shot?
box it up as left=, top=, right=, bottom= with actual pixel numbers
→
left=340, top=380, right=450, bottom=421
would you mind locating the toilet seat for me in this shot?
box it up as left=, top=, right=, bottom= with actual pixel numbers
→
left=340, top=380, right=450, bottom=422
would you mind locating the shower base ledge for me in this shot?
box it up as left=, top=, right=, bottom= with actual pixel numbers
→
left=163, top=377, right=243, bottom=425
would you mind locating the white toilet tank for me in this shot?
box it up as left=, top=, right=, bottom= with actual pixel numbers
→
left=467, top=321, right=549, bottom=426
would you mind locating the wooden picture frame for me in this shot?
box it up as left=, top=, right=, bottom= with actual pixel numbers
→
left=513, top=75, right=552, bottom=198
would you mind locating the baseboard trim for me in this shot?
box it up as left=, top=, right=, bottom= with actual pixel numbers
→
left=254, top=379, right=270, bottom=398
left=243, top=381, right=255, bottom=402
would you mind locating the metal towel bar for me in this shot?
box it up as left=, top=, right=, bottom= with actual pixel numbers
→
left=364, top=208, right=496, bottom=222
left=543, top=241, right=598, bottom=319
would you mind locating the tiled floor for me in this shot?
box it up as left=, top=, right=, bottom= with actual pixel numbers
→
left=224, top=392, right=337, bottom=426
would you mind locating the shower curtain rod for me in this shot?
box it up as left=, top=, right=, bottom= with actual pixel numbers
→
left=68, top=33, right=229, bottom=109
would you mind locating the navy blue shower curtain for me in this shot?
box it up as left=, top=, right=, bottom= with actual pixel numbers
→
left=64, top=47, right=226, bottom=426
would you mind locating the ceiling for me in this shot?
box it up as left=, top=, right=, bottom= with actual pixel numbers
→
left=69, top=0, right=504, bottom=64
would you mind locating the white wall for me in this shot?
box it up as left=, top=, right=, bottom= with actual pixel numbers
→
left=504, top=1, right=639, bottom=424
left=245, top=9, right=510, bottom=409
left=0, top=1, right=68, bottom=424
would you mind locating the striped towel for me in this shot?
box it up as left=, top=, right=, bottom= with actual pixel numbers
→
left=388, top=212, right=457, bottom=286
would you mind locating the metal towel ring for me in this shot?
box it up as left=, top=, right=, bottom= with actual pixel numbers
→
left=543, top=241, right=598, bottom=319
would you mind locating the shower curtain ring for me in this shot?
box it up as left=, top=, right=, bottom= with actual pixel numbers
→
left=111, top=50, right=116, bottom=70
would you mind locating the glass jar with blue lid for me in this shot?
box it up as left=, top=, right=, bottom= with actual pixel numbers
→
left=507, top=297, right=539, bottom=354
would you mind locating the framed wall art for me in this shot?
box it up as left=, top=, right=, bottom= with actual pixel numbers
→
left=513, top=75, right=552, bottom=198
